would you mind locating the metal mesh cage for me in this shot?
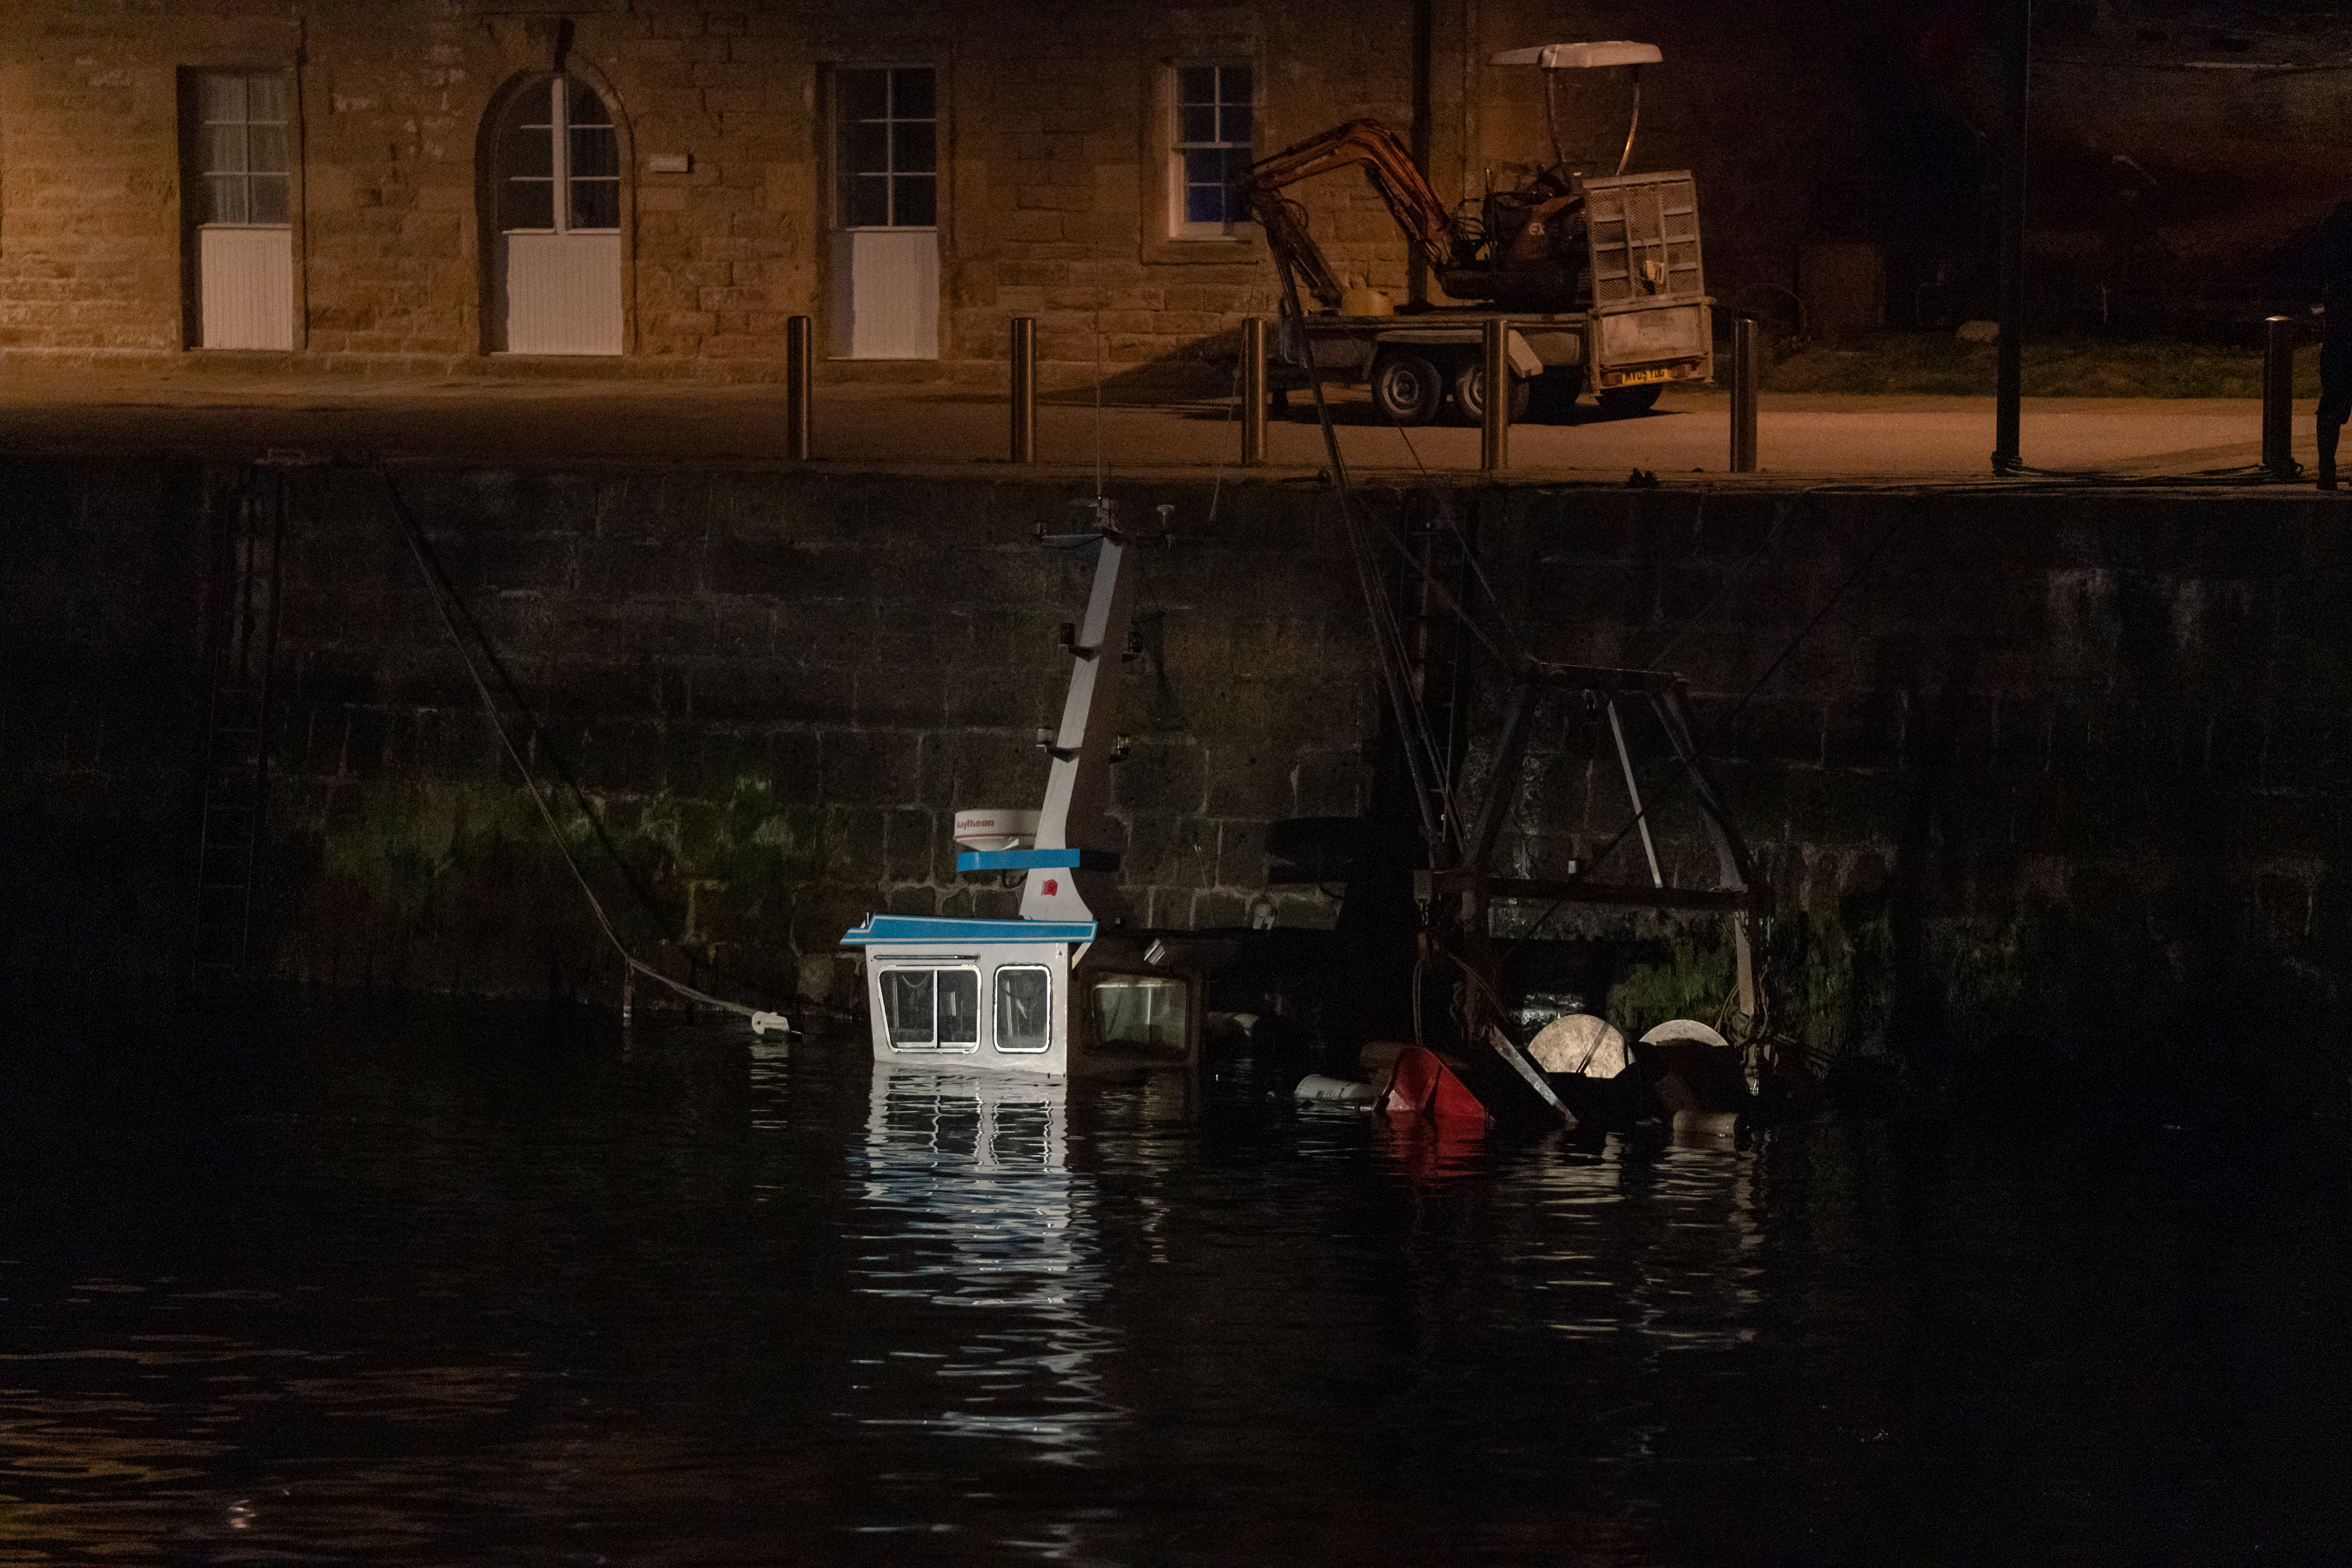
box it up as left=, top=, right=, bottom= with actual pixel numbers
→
left=1584, top=172, right=1704, bottom=307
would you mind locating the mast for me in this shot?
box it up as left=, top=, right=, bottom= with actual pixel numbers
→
left=1020, top=499, right=1137, bottom=924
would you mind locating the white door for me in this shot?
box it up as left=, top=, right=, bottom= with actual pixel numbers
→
left=194, top=73, right=293, bottom=350
left=494, top=76, right=622, bottom=355
left=831, top=65, right=938, bottom=359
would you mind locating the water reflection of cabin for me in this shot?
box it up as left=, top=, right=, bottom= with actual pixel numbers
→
left=865, top=1064, right=1069, bottom=1174
left=842, top=915, right=1195, bottom=1076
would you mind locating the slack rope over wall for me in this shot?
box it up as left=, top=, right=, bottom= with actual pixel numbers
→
left=376, top=466, right=792, bottom=1037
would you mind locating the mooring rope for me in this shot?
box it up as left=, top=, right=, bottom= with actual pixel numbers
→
left=376, top=465, right=790, bottom=1033
left=1269, top=249, right=1453, bottom=854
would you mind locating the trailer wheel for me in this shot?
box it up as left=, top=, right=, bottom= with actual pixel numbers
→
left=1596, top=384, right=1663, bottom=417
left=1370, top=352, right=1445, bottom=426
left=1450, top=359, right=1532, bottom=426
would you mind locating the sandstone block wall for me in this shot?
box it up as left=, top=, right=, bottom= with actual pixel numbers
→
left=10, top=458, right=2341, bottom=1106
left=0, top=0, right=1896, bottom=383
left=0, top=460, right=1377, bottom=1003
left=1464, top=485, right=2352, bottom=1092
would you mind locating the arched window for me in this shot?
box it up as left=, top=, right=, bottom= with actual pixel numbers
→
left=497, top=76, right=619, bottom=234
left=489, top=74, right=622, bottom=355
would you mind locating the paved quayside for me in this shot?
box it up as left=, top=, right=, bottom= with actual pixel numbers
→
left=0, top=359, right=2329, bottom=484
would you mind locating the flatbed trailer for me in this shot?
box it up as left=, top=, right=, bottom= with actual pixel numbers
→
left=1273, top=170, right=1713, bottom=426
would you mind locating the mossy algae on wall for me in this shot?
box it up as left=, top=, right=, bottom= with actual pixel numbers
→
left=1470, top=479, right=2351, bottom=1102
left=238, top=462, right=1373, bottom=1010
left=277, top=772, right=888, bottom=1004
left=2, top=457, right=2347, bottom=1107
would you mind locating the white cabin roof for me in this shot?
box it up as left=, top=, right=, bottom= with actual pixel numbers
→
left=1490, top=41, right=1661, bottom=69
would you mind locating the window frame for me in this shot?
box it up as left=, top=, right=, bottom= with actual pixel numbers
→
left=1140, top=55, right=1264, bottom=267
left=194, top=70, right=293, bottom=229
left=831, top=64, right=939, bottom=233
left=877, top=963, right=982, bottom=1052
left=1085, top=970, right=1192, bottom=1060
left=1168, top=61, right=1255, bottom=241
left=496, top=73, right=621, bottom=236
left=991, top=964, right=1054, bottom=1054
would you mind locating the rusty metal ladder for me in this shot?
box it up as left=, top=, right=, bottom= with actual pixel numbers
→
left=191, top=472, right=285, bottom=980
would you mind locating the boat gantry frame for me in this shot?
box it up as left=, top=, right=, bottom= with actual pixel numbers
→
left=1417, top=656, right=1770, bottom=1054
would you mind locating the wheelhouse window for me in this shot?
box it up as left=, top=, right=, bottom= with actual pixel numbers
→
left=835, top=66, right=936, bottom=229
left=993, top=965, right=1052, bottom=1053
left=1172, top=64, right=1252, bottom=238
left=880, top=966, right=980, bottom=1049
left=198, top=72, right=290, bottom=225
left=498, top=76, right=619, bottom=233
left=1089, top=973, right=1189, bottom=1058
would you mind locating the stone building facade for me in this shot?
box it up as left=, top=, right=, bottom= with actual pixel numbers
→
left=0, top=4, right=1891, bottom=385
left=0, top=0, right=1870, bottom=385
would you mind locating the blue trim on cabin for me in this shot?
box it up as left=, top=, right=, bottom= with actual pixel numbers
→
left=839, top=913, right=1098, bottom=947
left=955, top=848, right=1122, bottom=872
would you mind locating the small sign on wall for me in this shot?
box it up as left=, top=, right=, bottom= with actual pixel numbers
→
left=646, top=153, right=691, bottom=174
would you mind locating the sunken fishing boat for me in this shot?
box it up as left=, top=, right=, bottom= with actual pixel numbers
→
left=841, top=499, right=1201, bottom=1076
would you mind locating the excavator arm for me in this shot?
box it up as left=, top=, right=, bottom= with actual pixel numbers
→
left=1241, top=118, right=1472, bottom=309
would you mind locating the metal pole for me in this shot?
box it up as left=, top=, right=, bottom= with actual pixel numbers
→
left=785, top=315, right=812, bottom=462
left=1481, top=316, right=1509, bottom=472
left=2263, top=314, right=2296, bottom=480
left=1408, top=0, right=1434, bottom=308
left=1606, top=699, right=1664, bottom=889
left=1993, top=0, right=2029, bottom=474
left=1731, top=316, right=1759, bottom=473
left=1241, top=316, right=1268, bottom=466
left=1010, top=316, right=1036, bottom=464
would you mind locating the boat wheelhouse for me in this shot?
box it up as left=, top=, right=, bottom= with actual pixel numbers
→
left=842, top=498, right=1200, bottom=1076
left=842, top=915, right=1196, bottom=1076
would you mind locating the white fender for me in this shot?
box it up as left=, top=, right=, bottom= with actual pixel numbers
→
left=1528, top=1014, right=1628, bottom=1077
left=1638, top=1018, right=1730, bottom=1050
left=1294, top=1074, right=1377, bottom=1103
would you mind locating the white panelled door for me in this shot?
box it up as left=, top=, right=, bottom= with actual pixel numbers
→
left=495, top=76, right=622, bottom=355
left=832, top=230, right=938, bottom=359
left=194, top=73, right=293, bottom=350
left=500, top=233, right=623, bottom=356
left=831, top=66, right=938, bottom=359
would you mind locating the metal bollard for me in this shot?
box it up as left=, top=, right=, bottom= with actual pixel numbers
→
left=2262, top=314, right=2295, bottom=480
left=1481, top=317, right=1510, bottom=472
left=785, top=315, right=813, bottom=462
left=1241, top=316, right=1268, bottom=466
left=1731, top=316, right=1759, bottom=473
left=1010, top=316, right=1037, bottom=464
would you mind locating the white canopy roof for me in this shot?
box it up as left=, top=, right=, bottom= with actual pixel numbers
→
left=1489, top=41, right=1662, bottom=69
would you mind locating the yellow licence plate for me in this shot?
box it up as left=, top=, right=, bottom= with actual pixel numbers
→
left=1619, top=366, right=1674, bottom=386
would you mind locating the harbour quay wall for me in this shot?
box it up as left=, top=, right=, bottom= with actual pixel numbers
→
left=1, top=460, right=1379, bottom=1007
left=3, top=457, right=2347, bottom=1103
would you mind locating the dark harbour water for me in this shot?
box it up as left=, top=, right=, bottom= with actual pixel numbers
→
left=2, top=994, right=2347, bottom=1566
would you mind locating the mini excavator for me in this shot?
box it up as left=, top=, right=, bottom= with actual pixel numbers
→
left=1241, top=42, right=1711, bottom=425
